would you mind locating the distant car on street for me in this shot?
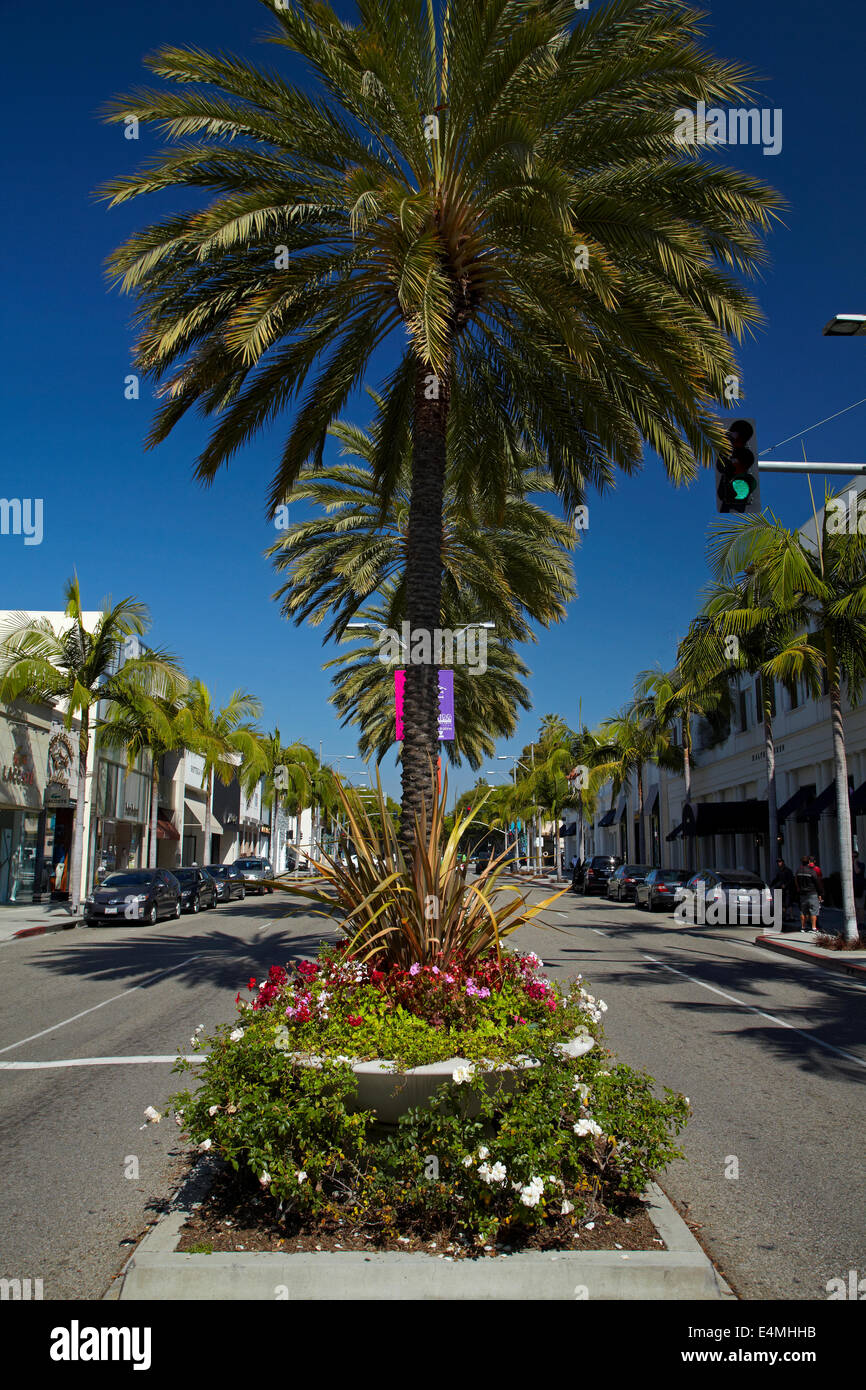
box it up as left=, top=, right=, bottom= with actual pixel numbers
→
left=84, top=869, right=181, bottom=927
left=174, top=866, right=218, bottom=914
left=678, top=869, right=772, bottom=925
left=581, top=855, right=623, bottom=895
left=235, top=857, right=274, bottom=895
left=607, top=864, right=653, bottom=902
left=205, top=864, right=247, bottom=902
left=635, top=868, right=691, bottom=911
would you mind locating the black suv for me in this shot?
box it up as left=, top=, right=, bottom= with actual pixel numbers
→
left=205, top=864, right=247, bottom=902
left=581, top=855, right=623, bottom=895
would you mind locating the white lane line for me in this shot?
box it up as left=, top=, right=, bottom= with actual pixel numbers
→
left=0, top=953, right=211, bottom=1056
left=591, top=929, right=609, bottom=938
left=255, top=919, right=274, bottom=938
left=0, top=1055, right=202, bottom=1070
left=639, top=952, right=866, bottom=1070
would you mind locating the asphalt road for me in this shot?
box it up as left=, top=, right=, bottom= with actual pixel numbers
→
left=0, top=884, right=862, bottom=1300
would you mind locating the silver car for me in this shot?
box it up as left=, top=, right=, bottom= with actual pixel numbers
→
left=234, top=857, right=274, bottom=895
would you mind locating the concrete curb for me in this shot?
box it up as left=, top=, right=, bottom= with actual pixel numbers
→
left=10, top=917, right=81, bottom=940
left=754, top=933, right=866, bottom=977
left=107, top=1160, right=735, bottom=1302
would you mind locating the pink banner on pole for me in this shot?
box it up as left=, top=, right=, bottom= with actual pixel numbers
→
left=394, top=668, right=455, bottom=741
left=394, top=668, right=405, bottom=741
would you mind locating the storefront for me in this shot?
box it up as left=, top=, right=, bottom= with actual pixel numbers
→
left=0, top=707, right=78, bottom=904
left=92, top=756, right=152, bottom=882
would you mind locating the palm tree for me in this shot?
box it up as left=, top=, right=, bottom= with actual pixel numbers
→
left=708, top=497, right=866, bottom=943
left=178, top=682, right=263, bottom=864
left=268, top=413, right=576, bottom=644
left=590, top=700, right=683, bottom=862
left=523, top=716, right=577, bottom=878
left=635, top=660, right=732, bottom=869
left=262, top=735, right=318, bottom=869
left=0, top=579, right=180, bottom=910
left=98, top=678, right=190, bottom=868
left=101, top=0, right=781, bottom=833
left=326, top=590, right=532, bottom=769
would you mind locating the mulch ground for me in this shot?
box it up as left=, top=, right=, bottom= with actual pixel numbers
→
left=177, top=1162, right=664, bottom=1258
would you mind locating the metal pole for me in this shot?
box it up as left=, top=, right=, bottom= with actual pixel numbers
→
left=758, top=462, right=866, bottom=474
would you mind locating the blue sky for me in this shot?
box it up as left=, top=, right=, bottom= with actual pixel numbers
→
left=2, top=0, right=864, bottom=800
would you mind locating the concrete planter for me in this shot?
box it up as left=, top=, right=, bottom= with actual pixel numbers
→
left=288, top=1032, right=595, bottom=1124
left=107, top=1161, right=734, bottom=1302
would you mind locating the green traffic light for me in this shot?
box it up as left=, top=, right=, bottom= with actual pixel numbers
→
left=732, top=479, right=750, bottom=499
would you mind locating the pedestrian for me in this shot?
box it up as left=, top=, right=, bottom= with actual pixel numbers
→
left=770, top=857, right=796, bottom=930
left=853, top=854, right=866, bottom=928
left=569, top=853, right=578, bottom=873
left=794, top=855, right=823, bottom=934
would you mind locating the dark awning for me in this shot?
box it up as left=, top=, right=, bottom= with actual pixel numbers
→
left=559, top=822, right=577, bottom=837
left=597, top=809, right=616, bottom=827
left=682, top=800, right=769, bottom=836
left=777, top=787, right=812, bottom=821
left=156, top=810, right=180, bottom=841
left=666, top=822, right=682, bottom=842
left=796, top=785, right=835, bottom=821
left=851, top=781, right=866, bottom=816
left=645, top=786, right=659, bottom=815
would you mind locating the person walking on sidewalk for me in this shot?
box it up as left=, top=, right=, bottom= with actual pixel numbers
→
left=795, top=856, right=823, bottom=934
left=771, top=857, right=796, bottom=930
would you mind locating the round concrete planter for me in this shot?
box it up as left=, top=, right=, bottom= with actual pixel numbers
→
left=287, top=1032, right=595, bottom=1124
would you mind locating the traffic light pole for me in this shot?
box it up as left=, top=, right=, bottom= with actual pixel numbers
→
left=758, top=462, right=866, bottom=474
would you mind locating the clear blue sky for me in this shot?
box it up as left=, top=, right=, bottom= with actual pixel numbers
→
left=2, top=0, right=864, bottom=801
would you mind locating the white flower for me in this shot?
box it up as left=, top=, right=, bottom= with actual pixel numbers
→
left=195, top=1025, right=205, bottom=1034
left=296, top=1170, right=307, bottom=1183
left=573, top=1118, right=603, bottom=1138
left=462, top=1155, right=474, bottom=1168
left=477, top=1163, right=493, bottom=1184
left=200, top=1139, right=212, bottom=1151
left=572, top=1082, right=591, bottom=1103
left=561, top=1200, right=574, bottom=1215
left=452, top=1065, right=476, bottom=1084
left=190, top=1037, right=198, bottom=1047
left=489, top=1162, right=507, bottom=1183
left=518, top=1177, right=545, bottom=1208
left=260, top=1171, right=271, bottom=1188
left=477, top=1146, right=489, bottom=1161
left=229, top=1028, right=244, bottom=1042
left=208, top=1104, right=219, bottom=1117
left=143, top=1106, right=161, bottom=1124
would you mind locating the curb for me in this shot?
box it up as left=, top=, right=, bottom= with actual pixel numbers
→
left=11, top=917, right=81, bottom=940
left=107, top=1160, right=735, bottom=1302
left=754, top=934, right=866, bottom=977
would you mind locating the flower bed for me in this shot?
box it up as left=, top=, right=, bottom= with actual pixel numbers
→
left=168, top=945, right=689, bottom=1250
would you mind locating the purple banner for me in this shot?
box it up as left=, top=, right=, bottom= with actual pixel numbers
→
left=394, top=669, right=455, bottom=741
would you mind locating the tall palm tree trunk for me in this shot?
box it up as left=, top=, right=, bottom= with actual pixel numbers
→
left=400, top=360, right=449, bottom=836
left=203, top=766, right=213, bottom=867
left=70, top=718, right=90, bottom=914
left=827, top=645, right=858, bottom=942
left=636, top=763, right=644, bottom=862
left=148, top=756, right=160, bottom=869
left=762, top=681, right=778, bottom=884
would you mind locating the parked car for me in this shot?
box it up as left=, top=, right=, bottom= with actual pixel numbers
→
left=635, top=868, right=691, bottom=911
left=581, top=855, right=623, bottom=895
left=607, top=864, right=653, bottom=902
left=83, top=869, right=181, bottom=926
left=205, top=863, right=247, bottom=902
left=174, top=866, right=218, bottom=914
left=235, top=857, right=274, bottom=894
left=570, top=860, right=587, bottom=890
left=679, top=869, right=772, bottom=925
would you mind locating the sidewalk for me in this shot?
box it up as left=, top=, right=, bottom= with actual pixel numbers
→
left=754, top=917, right=866, bottom=977
left=0, top=900, right=81, bottom=943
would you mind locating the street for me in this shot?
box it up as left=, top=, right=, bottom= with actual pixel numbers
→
left=0, top=885, right=862, bottom=1300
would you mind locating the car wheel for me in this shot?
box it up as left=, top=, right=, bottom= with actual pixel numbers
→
left=191, top=896, right=200, bottom=914
left=148, top=904, right=158, bottom=926
left=240, top=886, right=246, bottom=900
left=174, top=901, right=181, bottom=919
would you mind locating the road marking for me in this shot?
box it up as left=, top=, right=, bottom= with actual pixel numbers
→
left=0, top=953, right=211, bottom=1056
left=591, top=929, right=609, bottom=938
left=639, top=952, right=866, bottom=1070
left=0, top=1055, right=201, bottom=1070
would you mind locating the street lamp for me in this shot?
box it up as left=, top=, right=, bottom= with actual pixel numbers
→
left=823, top=313, right=866, bottom=337
left=498, top=751, right=537, bottom=871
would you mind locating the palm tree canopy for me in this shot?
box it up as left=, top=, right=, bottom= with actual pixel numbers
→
left=101, top=0, right=781, bottom=518
left=179, top=680, right=264, bottom=789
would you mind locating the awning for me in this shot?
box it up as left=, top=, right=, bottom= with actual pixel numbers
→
left=645, top=786, right=659, bottom=815
left=183, top=800, right=223, bottom=835
left=851, top=781, right=866, bottom=816
left=156, top=810, right=179, bottom=842
left=796, top=785, right=835, bottom=821
left=598, top=809, right=616, bottom=827
left=681, top=800, right=769, bottom=836
left=666, top=822, right=682, bottom=842
left=559, top=822, right=577, bottom=837
left=777, top=787, right=812, bottom=822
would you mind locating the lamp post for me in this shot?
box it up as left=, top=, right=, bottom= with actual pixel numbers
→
left=498, top=752, right=536, bottom=870
left=822, top=313, right=866, bottom=337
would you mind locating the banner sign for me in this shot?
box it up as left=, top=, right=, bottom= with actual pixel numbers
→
left=394, top=669, right=455, bottom=742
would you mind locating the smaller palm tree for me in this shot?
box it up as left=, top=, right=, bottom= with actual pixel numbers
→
left=590, top=699, right=683, bottom=864
left=0, top=578, right=180, bottom=910
left=178, top=682, right=263, bottom=864
left=98, top=677, right=190, bottom=868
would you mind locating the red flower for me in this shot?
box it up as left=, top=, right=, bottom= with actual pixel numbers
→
left=268, top=965, right=288, bottom=985
left=371, top=970, right=385, bottom=984
left=347, top=1015, right=364, bottom=1027
left=248, top=977, right=257, bottom=991
left=297, top=961, right=318, bottom=980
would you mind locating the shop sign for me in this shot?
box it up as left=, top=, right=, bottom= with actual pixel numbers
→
left=45, top=728, right=76, bottom=808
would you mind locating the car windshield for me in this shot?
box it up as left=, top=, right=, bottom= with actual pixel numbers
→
left=236, top=859, right=263, bottom=869
left=206, top=866, right=226, bottom=877
left=658, top=870, right=689, bottom=882
left=719, top=873, right=765, bottom=888
left=174, top=869, right=197, bottom=883
left=102, top=872, right=154, bottom=887
left=591, top=857, right=617, bottom=868
left=624, top=865, right=651, bottom=874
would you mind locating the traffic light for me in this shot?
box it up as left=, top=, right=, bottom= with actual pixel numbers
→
left=716, top=417, right=760, bottom=515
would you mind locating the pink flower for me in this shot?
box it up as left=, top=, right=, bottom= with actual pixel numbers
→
left=409, top=963, right=421, bottom=977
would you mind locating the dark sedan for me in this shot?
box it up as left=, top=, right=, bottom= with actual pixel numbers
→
left=174, top=867, right=218, bottom=914
left=635, top=868, right=691, bottom=911
left=581, top=855, right=623, bottom=895
left=205, top=864, right=247, bottom=902
left=679, top=869, right=773, bottom=925
left=607, top=864, right=653, bottom=902
left=83, top=869, right=181, bottom=926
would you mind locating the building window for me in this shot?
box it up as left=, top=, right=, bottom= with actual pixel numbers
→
left=738, top=690, right=749, bottom=731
